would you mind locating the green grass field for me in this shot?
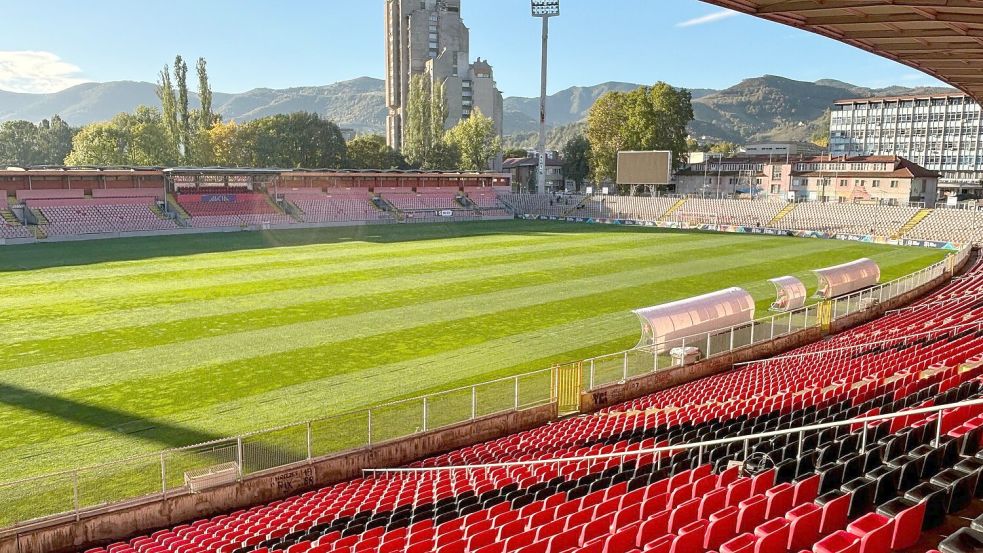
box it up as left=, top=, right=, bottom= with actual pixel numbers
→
left=0, top=221, right=946, bottom=488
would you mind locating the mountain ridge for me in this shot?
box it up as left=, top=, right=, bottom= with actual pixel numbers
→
left=0, top=76, right=958, bottom=146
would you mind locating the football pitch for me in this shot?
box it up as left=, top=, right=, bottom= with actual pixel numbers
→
left=0, top=220, right=946, bottom=486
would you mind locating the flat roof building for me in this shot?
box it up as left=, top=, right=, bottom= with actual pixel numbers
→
left=830, top=94, right=983, bottom=200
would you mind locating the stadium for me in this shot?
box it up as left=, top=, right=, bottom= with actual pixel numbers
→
left=4, top=2, right=983, bottom=553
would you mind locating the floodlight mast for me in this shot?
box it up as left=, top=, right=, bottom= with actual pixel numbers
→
left=532, top=1, right=559, bottom=195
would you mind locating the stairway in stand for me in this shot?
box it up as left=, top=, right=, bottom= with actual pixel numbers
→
left=893, top=208, right=934, bottom=239
left=768, top=203, right=798, bottom=226
left=659, top=198, right=687, bottom=222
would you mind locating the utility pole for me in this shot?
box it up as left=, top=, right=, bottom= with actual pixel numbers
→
left=532, top=1, right=559, bottom=195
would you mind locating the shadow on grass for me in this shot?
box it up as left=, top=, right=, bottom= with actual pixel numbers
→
left=0, top=383, right=228, bottom=450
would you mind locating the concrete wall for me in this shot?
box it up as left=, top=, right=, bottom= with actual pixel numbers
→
left=0, top=404, right=555, bottom=553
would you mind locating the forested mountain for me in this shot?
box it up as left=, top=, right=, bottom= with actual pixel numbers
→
left=0, top=75, right=956, bottom=146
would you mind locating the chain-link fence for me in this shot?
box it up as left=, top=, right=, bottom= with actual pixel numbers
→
left=0, top=369, right=554, bottom=529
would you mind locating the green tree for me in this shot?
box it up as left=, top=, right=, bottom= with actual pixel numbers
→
left=64, top=122, right=128, bottom=166
left=503, top=147, right=528, bottom=159
left=346, top=134, right=406, bottom=169
left=811, top=111, right=831, bottom=149
left=208, top=121, right=253, bottom=166
left=174, top=55, right=191, bottom=161
left=403, top=73, right=452, bottom=169
left=561, top=135, right=590, bottom=188
left=444, top=108, right=502, bottom=171
left=586, top=82, right=693, bottom=182
left=244, top=112, right=346, bottom=168
left=65, top=106, right=174, bottom=166
left=196, top=57, right=214, bottom=130
left=0, top=120, right=42, bottom=166
left=38, top=116, right=76, bottom=165
left=709, top=141, right=739, bottom=157
left=156, top=65, right=180, bottom=161
left=585, top=91, right=627, bottom=183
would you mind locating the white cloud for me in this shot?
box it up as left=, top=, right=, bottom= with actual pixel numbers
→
left=676, top=9, right=739, bottom=28
left=0, top=51, right=89, bottom=93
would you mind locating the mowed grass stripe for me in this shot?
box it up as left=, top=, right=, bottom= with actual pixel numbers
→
left=0, top=232, right=742, bottom=338
left=0, top=236, right=780, bottom=363
left=0, top=231, right=704, bottom=316
left=0, top=221, right=619, bottom=276
left=0, top=240, right=940, bottom=453
left=0, top=238, right=919, bottom=396
left=0, top=228, right=673, bottom=297
left=0, top=233, right=745, bottom=344
left=0, top=224, right=725, bottom=295
left=0, top=317, right=634, bottom=479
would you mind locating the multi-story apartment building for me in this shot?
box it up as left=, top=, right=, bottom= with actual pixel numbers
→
left=829, top=94, right=983, bottom=200
left=503, top=153, right=566, bottom=193
left=384, top=0, right=504, bottom=152
left=675, top=155, right=938, bottom=205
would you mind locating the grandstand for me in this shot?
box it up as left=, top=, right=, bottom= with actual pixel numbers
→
left=176, top=188, right=297, bottom=229
left=908, top=208, right=983, bottom=246
left=0, top=195, right=32, bottom=239
left=379, top=188, right=478, bottom=221
left=676, top=199, right=785, bottom=228
left=512, top=195, right=983, bottom=246
left=284, top=190, right=394, bottom=224
left=16, top=188, right=178, bottom=236
left=464, top=188, right=511, bottom=218
left=72, top=249, right=983, bottom=553
left=775, top=203, right=921, bottom=238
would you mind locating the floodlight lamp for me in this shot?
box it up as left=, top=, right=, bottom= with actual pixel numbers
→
left=531, top=0, right=560, bottom=17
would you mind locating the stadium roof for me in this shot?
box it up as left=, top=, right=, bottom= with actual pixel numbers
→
left=700, top=0, right=983, bottom=102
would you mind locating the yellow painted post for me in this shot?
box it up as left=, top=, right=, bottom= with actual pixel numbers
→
left=818, top=300, right=833, bottom=333
left=553, top=362, right=583, bottom=416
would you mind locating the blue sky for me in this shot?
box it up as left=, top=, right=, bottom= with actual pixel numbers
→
left=0, top=0, right=947, bottom=96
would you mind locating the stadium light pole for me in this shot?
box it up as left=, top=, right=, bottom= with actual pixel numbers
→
left=532, top=0, right=559, bottom=195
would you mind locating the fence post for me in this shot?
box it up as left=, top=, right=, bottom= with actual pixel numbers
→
left=367, top=409, right=373, bottom=446
left=706, top=334, right=712, bottom=358
left=471, top=386, right=477, bottom=420
left=514, top=377, right=520, bottom=410
left=72, top=470, right=80, bottom=521
left=770, top=317, right=775, bottom=340
left=788, top=311, right=793, bottom=334
left=306, top=421, right=313, bottom=461
left=653, top=348, right=658, bottom=372
left=729, top=327, right=735, bottom=351
left=422, top=397, right=429, bottom=432
left=236, top=436, right=244, bottom=473
left=589, top=359, right=595, bottom=391
left=623, top=351, right=628, bottom=381
left=160, top=452, right=167, bottom=497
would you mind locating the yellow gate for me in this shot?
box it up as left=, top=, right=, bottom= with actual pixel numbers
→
left=552, top=362, right=583, bottom=416
left=818, top=300, right=834, bottom=333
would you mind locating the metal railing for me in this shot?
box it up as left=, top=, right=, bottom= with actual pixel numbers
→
left=733, top=320, right=983, bottom=369
left=363, top=397, right=983, bottom=476
left=0, top=246, right=969, bottom=531
left=583, top=253, right=956, bottom=391
left=0, top=369, right=554, bottom=530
